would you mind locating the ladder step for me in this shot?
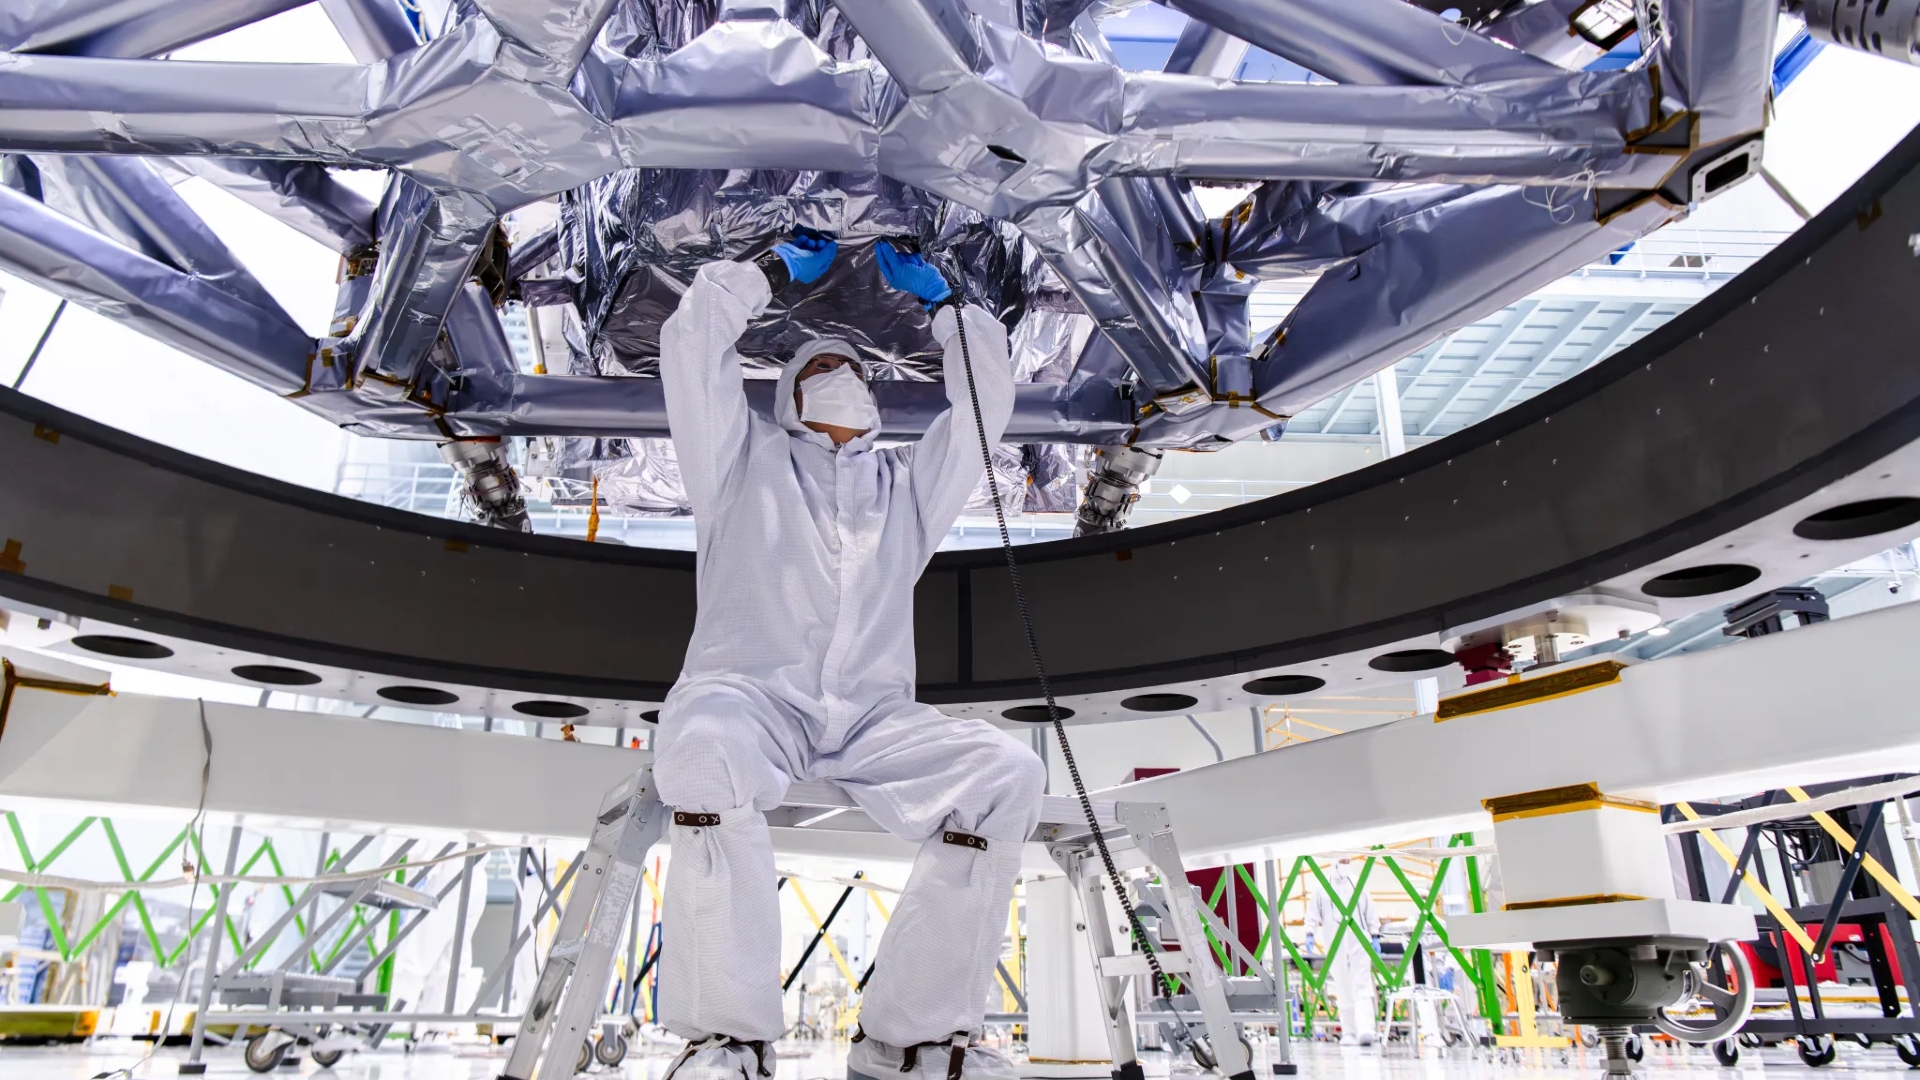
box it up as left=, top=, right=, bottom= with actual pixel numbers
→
left=1099, top=952, right=1191, bottom=978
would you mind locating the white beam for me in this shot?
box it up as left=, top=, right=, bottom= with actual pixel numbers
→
left=0, top=667, right=914, bottom=862
left=1372, top=364, right=1406, bottom=456
left=1107, top=598, right=1920, bottom=866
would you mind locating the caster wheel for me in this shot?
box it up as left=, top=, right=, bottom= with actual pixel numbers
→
left=596, top=1033, right=629, bottom=1067
left=311, top=1048, right=344, bottom=1068
left=1626, top=1035, right=1645, bottom=1062
left=1894, top=1033, right=1920, bottom=1068
left=577, top=1039, right=593, bottom=1074
left=244, top=1034, right=288, bottom=1074
left=1713, top=1039, right=1739, bottom=1068
left=1189, top=1038, right=1217, bottom=1071
left=1798, top=1034, right=1837, bottom=1067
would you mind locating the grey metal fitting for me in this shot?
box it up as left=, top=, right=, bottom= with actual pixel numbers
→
left=1073, top=445, right=1165, bottom=536
left=439, top=438, right=533, bottom=532
left=1803, top=0, right=1920, bottom=63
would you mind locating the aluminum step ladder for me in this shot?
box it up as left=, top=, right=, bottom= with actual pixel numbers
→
left=1042, top=801, right=1256, bottom=1080
left=502, top=767, right=1251, bottom=1080
left=500, top=769, right=667, bottom=1080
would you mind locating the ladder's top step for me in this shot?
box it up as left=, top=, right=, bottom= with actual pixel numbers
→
left=775, top=781, right=1124, bottom=839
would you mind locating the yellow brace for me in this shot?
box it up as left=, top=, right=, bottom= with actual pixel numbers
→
left=1784, top=786, right=1920, bottom=922
left=1676, top=802, right=1816, bottom=954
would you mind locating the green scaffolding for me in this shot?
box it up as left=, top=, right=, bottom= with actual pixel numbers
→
left=2, top=811, right=403, bottom=990
left=1174, top=833, right=1505, bottom=1036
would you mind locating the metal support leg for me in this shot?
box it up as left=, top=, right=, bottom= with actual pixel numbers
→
left=1264, top=860, right=1296, bottom=1074
left=504, top=848, right=527, bottom=1012
left=1118, top=802, right=1254, bottom=1080
left=500, top=768, right=666, bottom=1080
left=181, top=824, right=245, bottom=1075
left=1806, top=804, right=1885, bottom=962
left=1033, top=727, right=1051, bottom=793
left=623, top=861, right=642, bottom=1013
left=445, top=844, right=480, bottom=1013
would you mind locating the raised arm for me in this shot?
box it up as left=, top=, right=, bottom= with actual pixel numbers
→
left=907, top=303, right=1016, bottom=559
left=658, top=259, right=771, bottom=513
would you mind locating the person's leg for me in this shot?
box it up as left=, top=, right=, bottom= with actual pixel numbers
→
left=1338, top=948, right=1379, bottom=1046
left=820, top=704, right=1045, bottom=1057
left=653, top=681, right=802, bottom=1045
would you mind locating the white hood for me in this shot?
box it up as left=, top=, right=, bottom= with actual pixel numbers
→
left=772, top=336, right=860, bottom=434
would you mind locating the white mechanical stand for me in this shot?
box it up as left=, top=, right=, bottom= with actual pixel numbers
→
left=1383, top=984, right=1475, bottom=1051
left=500, top=769, right=1252, bottom=1080
left=1451, top=783, right=1757, bottom=1077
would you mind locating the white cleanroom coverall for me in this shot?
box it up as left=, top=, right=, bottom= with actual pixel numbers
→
left=653, top=259, right=1045, bottom=1048
left=1307, top=862, right=1379, bottom=1044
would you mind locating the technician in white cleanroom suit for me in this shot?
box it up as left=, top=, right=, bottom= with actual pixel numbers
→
left=652, top=232, right=1045, bottom=1080
left=1306, top=858, right=1380, bottom=1046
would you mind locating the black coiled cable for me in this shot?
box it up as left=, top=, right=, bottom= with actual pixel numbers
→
left=947, top=304, right=1192, bottom=1033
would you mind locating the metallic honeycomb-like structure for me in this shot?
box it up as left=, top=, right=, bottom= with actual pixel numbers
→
left=0, top=0, right=1843, bottom=525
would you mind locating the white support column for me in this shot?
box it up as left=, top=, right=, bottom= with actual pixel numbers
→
left=1373, top=365, right=1406, bottom=457
left=1414, top=678, right=1439, bottom=716
left=1023, top=875, right=1116, bottom=1078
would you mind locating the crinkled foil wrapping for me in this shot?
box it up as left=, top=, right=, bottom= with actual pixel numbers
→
left=0, top=0, right=1777, bottom=506
left=515, top=0, right=1089, bottom=520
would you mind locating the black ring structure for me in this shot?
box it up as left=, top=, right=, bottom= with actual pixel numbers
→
left=3, top=125, right=1920, bottom=704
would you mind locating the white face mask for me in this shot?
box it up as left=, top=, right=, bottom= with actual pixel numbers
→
left=797, top=364, right=879, bottom=432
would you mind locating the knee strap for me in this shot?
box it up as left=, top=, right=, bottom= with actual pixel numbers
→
left=663, top=1035, right=772, bottom=1080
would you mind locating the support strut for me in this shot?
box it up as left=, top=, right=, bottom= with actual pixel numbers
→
left=1074, top=445, right=1164, bottom=536
left=440, top=438, right=532, bottom=532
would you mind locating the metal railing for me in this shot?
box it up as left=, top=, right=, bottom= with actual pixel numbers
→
left=1572, top=228, right=1796, bottom=284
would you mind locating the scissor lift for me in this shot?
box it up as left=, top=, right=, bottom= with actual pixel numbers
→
left=499, top=767, right=1251, bottom=1080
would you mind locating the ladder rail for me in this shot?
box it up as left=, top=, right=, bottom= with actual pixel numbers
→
left=502, top=771, right=662, bottom=1080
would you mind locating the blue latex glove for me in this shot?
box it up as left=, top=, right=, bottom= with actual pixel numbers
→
left=876, top=240, right=953, bottom=308
left=771, top=233, right=837, bottom=284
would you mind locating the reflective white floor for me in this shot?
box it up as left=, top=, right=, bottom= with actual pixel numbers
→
left=0, top=1037, right=1912, bottom=1080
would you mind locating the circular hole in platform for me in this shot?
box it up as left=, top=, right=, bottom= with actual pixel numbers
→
left=1793, top=497, right=1920, bottom=541
left=1640, top=563, right=1762, bottom=598
left=1368, top=649, right=1456, bottom=673
left=72, top=635, right=173, bottom=660
left=1002, top=704, right=1075, bottom=722
left=231, top=664, right=322, bottom=686
left=513, top=700, right=588, bottom=719
left=1120, top=693, right=1200, bottom=713
left=377, top=685, right=460, bottom=707
left=1242, top=674, right=1327, bottom=696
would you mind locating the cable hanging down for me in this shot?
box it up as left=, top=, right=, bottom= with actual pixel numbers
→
left=949, top=305, right=1199, bottom=1045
